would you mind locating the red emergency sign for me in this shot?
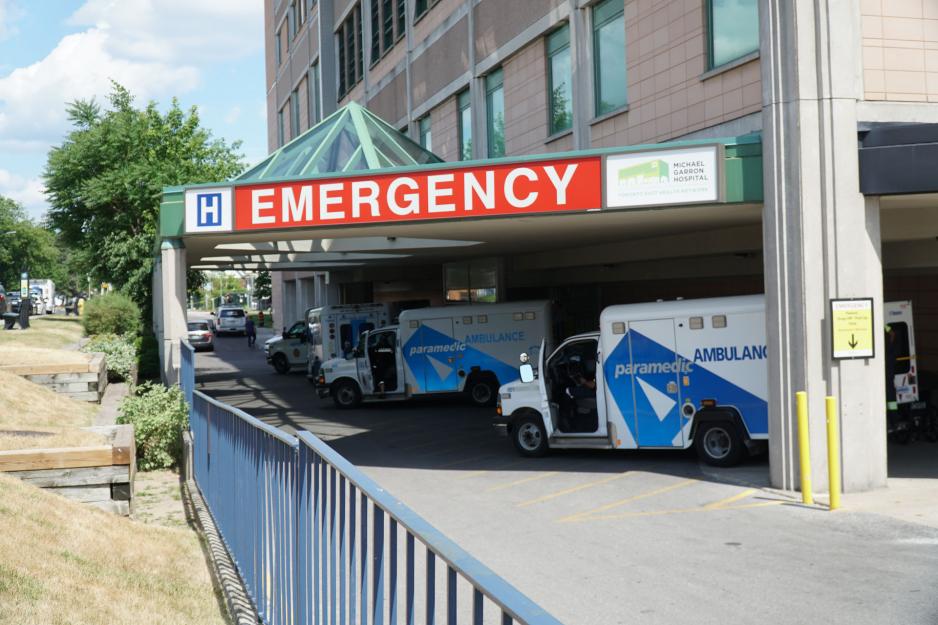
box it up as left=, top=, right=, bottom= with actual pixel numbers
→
left=233, top=156, right=602, bottom=231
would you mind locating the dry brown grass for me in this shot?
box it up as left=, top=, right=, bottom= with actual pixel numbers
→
left=0, top=473, right=226, bottom=625
left=0, top=427, right=107, bottom=451
left=0, top=370, right=97, bottom=429
left=0, top=345, right=91, bottom=368
left=0, top=316, right=84, bottom=350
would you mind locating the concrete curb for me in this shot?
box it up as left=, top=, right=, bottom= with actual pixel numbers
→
left=182, top=475, right=259, bottom=625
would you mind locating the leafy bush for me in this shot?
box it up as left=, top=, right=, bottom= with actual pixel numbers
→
left=136, top=332, right=161, bottom=381
left=117, top=382, right=188, bottom=471
left=82, top=334, right=137, bottom=382
left=81, top=293, right=141, bottom=337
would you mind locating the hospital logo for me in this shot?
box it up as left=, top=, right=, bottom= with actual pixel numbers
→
left=617, top=159, right=669, bottom=188
left=185, top=187, right=233, bottom=233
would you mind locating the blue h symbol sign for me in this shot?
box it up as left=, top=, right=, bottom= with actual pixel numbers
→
left=196, top=193, right=223, bottom=226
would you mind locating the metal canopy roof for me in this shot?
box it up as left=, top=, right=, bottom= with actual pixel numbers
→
left=236, top=101, right=443, bottom=182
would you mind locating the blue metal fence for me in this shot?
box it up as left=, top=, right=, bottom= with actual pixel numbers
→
left=183, top=346, right=562, bottom=625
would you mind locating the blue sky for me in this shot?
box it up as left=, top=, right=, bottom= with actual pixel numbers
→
left=0, top=0, right=269, bottom=220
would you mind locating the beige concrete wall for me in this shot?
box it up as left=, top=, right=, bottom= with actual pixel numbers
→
left=411, top=15, right=470, bottom=105
left=431, top=95, right=460, bottom=161
left=861, top=0, right=938, bottom=101
left=474, top=0, right=554, bottom=61
left=369, top=71, right=408, bottom=126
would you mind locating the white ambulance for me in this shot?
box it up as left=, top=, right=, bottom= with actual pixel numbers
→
left=496, top=295, right=768, bottom=466
left=316, top=301, right=552, bottom=408
left=884, top=300, right=919, bottom=406
left=305, top=304, right=391, bottom=380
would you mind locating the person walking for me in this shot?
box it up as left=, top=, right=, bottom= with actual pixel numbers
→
left=245, top=317, right=257, bottom=348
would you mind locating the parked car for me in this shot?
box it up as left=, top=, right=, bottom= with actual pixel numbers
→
left=215, top=306, right=247, bottom=336
left=187, top=320, right=215, bottom=351
left=9, top=292, right=30, bottom=315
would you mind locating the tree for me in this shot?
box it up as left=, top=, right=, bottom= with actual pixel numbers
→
left=44, top=83, right=245, bottom=320
left=0, top=197, right=63, bottom=291
left=254, top=271, right=271, bottom=303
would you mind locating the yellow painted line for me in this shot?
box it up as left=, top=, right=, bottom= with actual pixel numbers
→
left=486, top=471, right=559, bottom=493
left=574, top=499, right=786, bottom=522
left=433, top=453, right=499, bottom=469
left=455, top=458, right=529, bottom=480
left=703, top=488, right=757, bottom=509
left=558, top=479, right=697, bottom=523
left=517, top=472, right=633, bottom=508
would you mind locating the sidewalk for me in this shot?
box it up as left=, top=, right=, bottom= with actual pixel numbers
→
left=846, top=443, right=938, bottom=528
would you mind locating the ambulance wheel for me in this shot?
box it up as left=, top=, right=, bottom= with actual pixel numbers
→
left=512, top=415, right=548, bottom=457
left=467, top=376, right=498, bottom=407
left=272, top=353, right=290, bottom=374
left=332, top=380, right=362, bottom=409
left=695, top=420, right=745, bottom=467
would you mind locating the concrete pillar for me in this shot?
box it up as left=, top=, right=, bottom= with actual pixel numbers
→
left=761, top=0, right=887, bottom=492
left=159, top=240, right=188, bottom=385
left=272, top=271, right=285, bottom=331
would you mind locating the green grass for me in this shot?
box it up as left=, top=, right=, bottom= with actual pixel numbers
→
left=0, top=316, right=84, bottom=350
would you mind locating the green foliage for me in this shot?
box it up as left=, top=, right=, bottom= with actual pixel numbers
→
left=253, top=271, right=271, bottom=302
left=116, top=382, right=188, bottom=471
left=44, top=83, right=245, bottom=314
left=0, top=197, right=63, bottom=292
left=81, top=334, right=137, bottom=382
left=136, top=332, right=161, bottom=381
left=81, top=293, right=141, bottom=337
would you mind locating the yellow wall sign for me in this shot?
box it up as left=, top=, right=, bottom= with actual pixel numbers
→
left=831, top=298, right=875, bottom=359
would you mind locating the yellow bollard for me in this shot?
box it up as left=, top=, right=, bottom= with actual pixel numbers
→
left=825, top=396, right=842, bottom=510
left=795, top=391, right=814, bottom=505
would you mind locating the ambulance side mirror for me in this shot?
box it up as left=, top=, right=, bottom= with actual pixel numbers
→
left=519, top=363, right=535, bottom=384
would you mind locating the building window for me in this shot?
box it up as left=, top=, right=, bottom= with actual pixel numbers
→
left=457, top=89, right=472, bottom=161
left=707, top=0, right=759, bottom=69
left=290, top=89, right=301, bottom=138
left=278, top=109, right=285, bottom=147
left=592, top=0, right=626, bottom=116
left=444, top=258, right=498, bottom=303
left=486, top=69, right=504, bottom=158
left=414, top=0, right=440, bottom=21
left=371, top=0, right=406, bottom=64
left=275, top=28, right=283, bottom=66
left=288, top=1, right=296, bottom=39
left=418, top=115, right=431, bottom=151
left=546, top=24, right=572, bottom=135
left=337, top=4, right=363, bottom=98
left=297, top=0, right=307, bottom=30
left=308, top=63, right=320, bottom=126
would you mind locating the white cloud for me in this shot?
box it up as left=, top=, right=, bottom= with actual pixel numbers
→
left=0, top=0, right=263, bottom=148
left=0, top=28, right=200, bottom=146
left=224, top=105, right=242, bottom=125
left=68, top=0, right=263, bottom=64
left=0, top=169, right=46, bottom=220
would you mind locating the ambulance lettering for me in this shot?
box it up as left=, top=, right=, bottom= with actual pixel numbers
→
left=464, top=331, right=525, bottom=344
left=693, top=345, right=768, bottom=362
left=613, top=361, right=692, bottom=378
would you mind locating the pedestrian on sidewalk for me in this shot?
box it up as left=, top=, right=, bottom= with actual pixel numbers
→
left=246, top=317, right=257, bottom=348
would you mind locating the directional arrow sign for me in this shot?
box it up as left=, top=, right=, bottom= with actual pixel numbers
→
left=831, top=298, right=874, bottom=359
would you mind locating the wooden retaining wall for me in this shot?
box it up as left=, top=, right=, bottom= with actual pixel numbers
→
left=0, top=424, right=135, bottom=515
left=0, top=353, right=108, bottom=402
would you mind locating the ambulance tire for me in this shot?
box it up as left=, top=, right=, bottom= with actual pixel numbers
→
left=272, top=353, right=290, bottom=374
left=512, top=415, right=549, bottom=457
left=695, top=420, right=746, bottom=467
left=332, top=380, right=362, bottom=409
left=467, top=375, right=498, bottom=407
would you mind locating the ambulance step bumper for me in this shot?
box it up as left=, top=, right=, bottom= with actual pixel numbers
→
left=548, top=436, right=614, bottom=449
